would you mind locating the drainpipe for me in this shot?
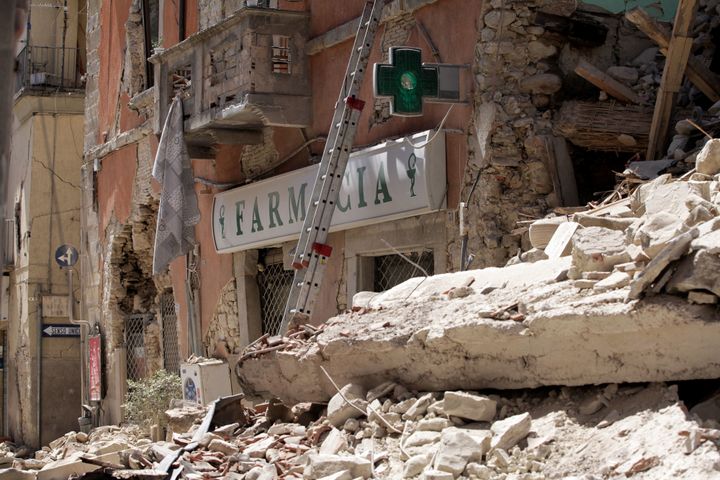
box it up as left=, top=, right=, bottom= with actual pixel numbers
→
left=67, top=267, right=92, bottom=430
left=179, top=0, right=186, bottom=41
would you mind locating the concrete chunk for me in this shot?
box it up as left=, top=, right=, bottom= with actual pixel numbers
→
left=305, top=454, right=372, bottom=479
left=593, top=271, right=631, bottom=292
left=403, top=393, right=434, bottom=420
left=207, top=439, right=239, bottom=456
left=326, top=384, right=367, bottom=427
left=697, top=139, right=720, bottom=176
left=403, top=454, right=433, bottom=478
left=629, top=228, right=699, bottom=300
left=421, top=470, right=454, bottom=480
left=490, top=413, right=532, bottom=451
left=442, top=392, right=497, bottom=421
left=666, top=249, right=720, bottom=296
left=572, top=227, right=630, bottom=275
left=319, top=428, right=348, bottom=455
left=433, top=427, right=491, bottom=476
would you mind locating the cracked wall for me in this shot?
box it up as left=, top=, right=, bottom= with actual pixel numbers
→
left=6, top=109, right=84, bottom=447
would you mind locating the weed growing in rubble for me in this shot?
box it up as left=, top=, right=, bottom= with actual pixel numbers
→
left=122, top=369, right=181, bottom=431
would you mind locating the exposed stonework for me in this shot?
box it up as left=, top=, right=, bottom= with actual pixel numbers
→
left=198, top=0, right=245, bottom=31
left=456, top=1, right=567, bottom=270
left=122, top=0, right=148, bottom=98
left=205, top=279, right=242, bottom=356
left=242, top=128, right=280, bottom=179
left=83, top=0, right=101, bottom=151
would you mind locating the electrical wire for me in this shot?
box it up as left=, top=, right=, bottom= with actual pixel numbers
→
left=403, top=104, right=454, bottom=149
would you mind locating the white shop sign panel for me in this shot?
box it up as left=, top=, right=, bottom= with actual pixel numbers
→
left=213, top=130, right=446, bottom=253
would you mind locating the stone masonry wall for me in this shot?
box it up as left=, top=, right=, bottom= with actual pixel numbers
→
left=84, top=0, right=101, bottom=151
left=455, top=0, right=564, bottom=270
left=204, top=278, right=241, bottom=357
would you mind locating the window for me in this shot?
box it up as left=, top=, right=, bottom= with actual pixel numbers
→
left=271, top=35, right=291, bottom=74
left=160, top=292, right=180, bottom=374
left=142, top=0, right=160, bottom=86
left=373, top=250, right=434, bottom=292
left=256, top=249, right=293, bottom=335
left=125, top=314, right=152, bottom=381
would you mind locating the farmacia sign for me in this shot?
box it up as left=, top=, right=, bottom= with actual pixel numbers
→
left=212, top=130, right=446, bottom=253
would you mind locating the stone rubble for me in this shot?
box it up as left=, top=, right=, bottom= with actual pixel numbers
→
left=3, top=383, right=719, bottom=479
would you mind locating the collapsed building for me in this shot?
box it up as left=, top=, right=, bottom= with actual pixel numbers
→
left=0, top=0, right=704, bottom=476
left=76, top=0, right=720, bottom=432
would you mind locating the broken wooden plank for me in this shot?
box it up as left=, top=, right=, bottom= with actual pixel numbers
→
left=543, top=136, right=580, bottom=207
left=574, top=59, right=642, bottom=104
left=625, top=8, right=720, bottom=103
left=645, top=0, right=699, bottom=161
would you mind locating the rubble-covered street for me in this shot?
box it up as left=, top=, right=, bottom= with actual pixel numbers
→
left=2, top=0, right=720, bottom=478
left=2, top=382, right=720, bottom=479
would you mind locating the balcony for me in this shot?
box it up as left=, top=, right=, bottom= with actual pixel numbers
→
left=15, top=46, right=84, bottom=95
left=149, top=7, right=311, bottom=149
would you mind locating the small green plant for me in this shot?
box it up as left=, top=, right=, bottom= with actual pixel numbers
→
left=123, top=369, right=181, bottom=431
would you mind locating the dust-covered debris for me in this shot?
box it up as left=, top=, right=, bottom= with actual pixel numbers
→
left=6, top=383, right=719, bottom=479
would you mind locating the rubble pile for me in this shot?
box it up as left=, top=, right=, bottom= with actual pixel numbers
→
left=519, top=136, right=720, bottom=305
left=3, top=383, right=720, bottom=479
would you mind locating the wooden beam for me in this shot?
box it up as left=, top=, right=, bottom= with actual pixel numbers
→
left=645, top=0, right=699, bottom=161
left=574, top=59, right=642, bottom=104
left=626, top=8, right=720, bottom=102
left=544, top=136, right=580, bottom=207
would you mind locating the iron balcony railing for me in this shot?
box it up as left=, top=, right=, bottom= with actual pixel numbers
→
left=15, top=45, right=83, bottom=94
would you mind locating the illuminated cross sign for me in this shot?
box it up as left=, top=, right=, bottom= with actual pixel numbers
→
left=374, top=47, right=439, bottom=117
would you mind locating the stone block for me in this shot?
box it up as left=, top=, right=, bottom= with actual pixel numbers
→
left=572, top=227, right=630, bottom=274
left=593, top=271, right=631, bottom=292
left=633, top=212, right=688, bottom=259
left=208, top=439, right=239, bottom=456
left=697, top=139, right=720, bottom=176
left=607, top=66, right=639, bottom=85
left=319, top=428, right=349, bottom=455
left=629, top=228, right=699, bottom=300
left=442, top=392, right=497, bottom=421
left=666, top=249, right=720, bottom=296
left=403, top=393, right=434, bottom=420
left=490, top=413, right=531, bottom=451
left=433, top=427, right=491, bottom=476
left=0, top=469, right=37, bottom=480
left=403, top=454, right=433, bottom=478
left=404, top=431, right=442, bottom=448
left=519, top=73, right=562, bottom=94
left=37, top=458, right=98, bottom=480
left=304, top=455, right=372, bottom=479
left=421, top=470, right=454, bottom=480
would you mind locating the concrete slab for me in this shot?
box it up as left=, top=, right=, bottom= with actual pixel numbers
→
left=236, top=272, right=720, bottom=404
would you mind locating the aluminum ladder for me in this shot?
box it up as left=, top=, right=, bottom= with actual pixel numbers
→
left=279, top=0, right=384, bottom=333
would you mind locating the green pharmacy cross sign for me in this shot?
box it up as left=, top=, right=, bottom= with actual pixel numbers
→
left=374, top=47, right=440, bottom=117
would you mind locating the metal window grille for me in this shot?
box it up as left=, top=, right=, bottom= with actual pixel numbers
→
left=125, top=314, right=152, bottom=381
left=160, top=293, right=181, bottom=374
left=257, top=261, right=294, bottom=336
left=373, top=250, right=434, bottom=292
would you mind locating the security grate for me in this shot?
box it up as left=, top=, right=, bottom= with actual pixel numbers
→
left=125, top=314, right=152, bottom=381
left=257, top=261, right=294, bottom=336
left=373, top=250, right=434, bottom=292
left=160, top=292, right=181, bottom=375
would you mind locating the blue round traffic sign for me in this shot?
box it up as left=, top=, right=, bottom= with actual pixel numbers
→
left=55, top=244, right=79, bottom=268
